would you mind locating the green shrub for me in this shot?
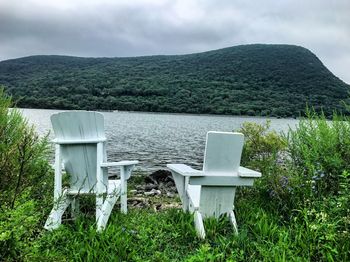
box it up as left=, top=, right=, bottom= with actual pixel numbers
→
left=236, top=115, right=350, bottom=260
left=239, top=121, right=287, bottom=168
left=239, top=113, right=350, bottom=210
left=0, top=88, right=52, bottom=260
left=0, top=199, right=42, bottom=260
left=238, top=121, right=295, bottom=214
left=288, top=109, right=350, bottom=198
left=0, top=88, right=52, bottom=209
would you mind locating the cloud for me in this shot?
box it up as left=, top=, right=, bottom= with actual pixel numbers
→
left=0, top=0, right=349, bottom=83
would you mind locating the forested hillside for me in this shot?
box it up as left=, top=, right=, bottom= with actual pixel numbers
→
left=0, top=44, right=348, bottom=117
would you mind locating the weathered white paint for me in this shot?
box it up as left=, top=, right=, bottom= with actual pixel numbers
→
left=167, top=131, right=261, bottom=239
left=45, top=189, right=72, bottom=230
left=194, top=211, right=205, bottom=239
left=44, top=111, right=138, bottom=231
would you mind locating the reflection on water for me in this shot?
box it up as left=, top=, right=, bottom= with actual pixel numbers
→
left=20, top=109, right=299, bottom=173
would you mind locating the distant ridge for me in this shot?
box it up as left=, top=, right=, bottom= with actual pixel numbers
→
left=0, top=44, right=348, bottom=117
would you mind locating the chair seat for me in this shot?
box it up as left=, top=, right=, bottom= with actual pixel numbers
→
left=67, top=180, right=121, bottom=195
left=187, top=185, right=201, bottom=209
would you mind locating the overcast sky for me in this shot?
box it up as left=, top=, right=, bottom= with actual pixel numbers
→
left=0, top=0, right=349, bottom=83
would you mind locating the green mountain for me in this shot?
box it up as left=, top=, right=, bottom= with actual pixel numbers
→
left=0, top=44, right=348, bottom=117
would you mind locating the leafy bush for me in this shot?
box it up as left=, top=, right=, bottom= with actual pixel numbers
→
left=288, top=110, right=350, bottom=197
left=238, top=121, right=295, bottom=214
left=238, top=115, right=350, bottom=260
left=0, top=88, right=52, bottom=209
left=0, top=199, right=42, bottom=260
left=240, top=121, right=287, bottom=168
left=0, top=88, right=52, bottom=260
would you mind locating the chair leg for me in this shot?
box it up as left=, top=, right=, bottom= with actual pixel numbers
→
left=44, top=191, right=72, bottom=230
left=194, top=211, right=206, bottom=239
left=120, top=167, right=128, bottom=214
left=97, top=190, right=120, bottom=231
left=183, top=190, right=190, bottom=212
left=96, top=193, right=104, bottom=226
left=229, top=211, right=238, bottom=235
left=171, top=172, right=189, bottom=212
left=71, top=197, right=79, bottom=219
left=120, top=180, right=127, bottom=214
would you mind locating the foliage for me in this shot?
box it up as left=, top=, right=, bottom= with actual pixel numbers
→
left=0, top=89, right=52, bottom=260
left=28, top=209, right=199, bottom=261
left=0, top=199, right=42, bottom=260
left=1, top=92, right=350, bottom=260
left=0, top=88, right=52, bottom=209
left=287, top=109, right=350, bottom=197
left=238, top=121, right=294, bottom=214
left=239, top=120, right=287, bottom=170
left=0, top=44, right=348, bottom=117
left=237, top=115, right=350, bottom=260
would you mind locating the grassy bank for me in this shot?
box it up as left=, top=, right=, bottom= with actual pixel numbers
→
left=1, top=91, right=349, bottom=261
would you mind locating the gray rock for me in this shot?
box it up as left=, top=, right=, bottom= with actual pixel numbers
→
left=145, top=170, right=174, bottom=185
left=144, top=184, right=158, bottom=190
left=166, top=192, right=175, bottom=198
left=144, top=188, right=162, bottom=196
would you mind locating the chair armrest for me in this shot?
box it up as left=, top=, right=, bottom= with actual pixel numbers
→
left=52, top=138, right=107, bottom=144
left=167, top=164, right=202, bottom=210
left=102, top=161, right=138, bottom=181
left=238, top=166, right=261, bottom=178
left=167, top=164, right=203, bottom=177
left=101, top=160, right=139, bottom=168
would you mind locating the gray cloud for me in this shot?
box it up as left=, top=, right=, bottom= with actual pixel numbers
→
left=0, top=0, right=349, bottom=83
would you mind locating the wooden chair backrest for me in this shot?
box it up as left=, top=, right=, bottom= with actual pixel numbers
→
left=203, top=132, right=244, bottom=174
left=200, top=132, right=244, bottom=217
left=51, top=111, right=108, bottom=193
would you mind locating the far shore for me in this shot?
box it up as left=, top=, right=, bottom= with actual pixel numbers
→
left=15, top=107, right=300, bottom=120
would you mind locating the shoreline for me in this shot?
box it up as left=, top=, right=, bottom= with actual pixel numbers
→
left=15, top=107, right=300, bottom=120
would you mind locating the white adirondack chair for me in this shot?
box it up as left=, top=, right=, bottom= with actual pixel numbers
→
left=167, top=131, right=261, bottom=239
left=44, top=111, right=138, bottom=231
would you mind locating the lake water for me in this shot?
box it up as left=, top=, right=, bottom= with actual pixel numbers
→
left=20, top=108, right=299, bottom=173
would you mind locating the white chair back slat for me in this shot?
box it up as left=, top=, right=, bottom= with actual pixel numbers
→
left=199, top=132, right=244, bottom=217
left=51, top=111, right=108, bottom=193
left=203, top=132, right=244, bottom=174
left=51, top=111, right=105, bottom=141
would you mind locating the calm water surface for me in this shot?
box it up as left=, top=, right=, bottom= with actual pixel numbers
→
left=20, top=109, right=299, bottom=173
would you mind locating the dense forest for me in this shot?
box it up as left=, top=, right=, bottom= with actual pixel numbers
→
left=0, top=44, right=348, bottom=117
